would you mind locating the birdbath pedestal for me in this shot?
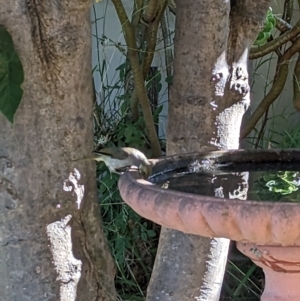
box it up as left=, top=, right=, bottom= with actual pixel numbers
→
left=237, top=243, right=300, bottom=301
left=118, top=149, right=300, bottom=301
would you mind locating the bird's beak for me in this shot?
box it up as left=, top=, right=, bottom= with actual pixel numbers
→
left=138, top=164, right=152, bottom=180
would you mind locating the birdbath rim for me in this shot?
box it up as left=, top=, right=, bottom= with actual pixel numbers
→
left=118, top=149, right=300, bottom=246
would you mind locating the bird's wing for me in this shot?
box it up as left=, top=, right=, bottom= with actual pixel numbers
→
left=93, top=147, right=129, bottom=160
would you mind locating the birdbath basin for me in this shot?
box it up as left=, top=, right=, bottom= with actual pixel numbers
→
left=118, top=149, right=300, bottom=301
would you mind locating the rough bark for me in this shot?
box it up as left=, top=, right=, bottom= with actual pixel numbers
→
left=146, top=1, right=271, bottom=301
left=0, top=1, right=116, bottom=301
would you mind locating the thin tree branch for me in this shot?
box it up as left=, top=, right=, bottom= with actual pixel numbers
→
left=161, top=11, right=174, bottom=92
left=275, top=16, right=292, bottom=33
left=282, top=0, right=293, bottom=24
left=111, top=0, right=162, bottom=157
left=142, top=1, right=167, bottom=78
left=242, top=37, right=300, bottom=138
left=293, top=53, right=300, bottom=111
left=167, top=0, right=176, bottom=15
left=249, top=18, right=300, bottom=60
left=143, top=0, right=159, bottom=23
left=130, top=0, right=146, bottom=122
left=254, top=107, right=269, bottom=149
left=132, top=0, right=143, bottom=29
left=131, top=0, right=167, bottom=122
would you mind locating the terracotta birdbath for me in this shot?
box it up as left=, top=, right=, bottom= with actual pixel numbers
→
left=118, top=149, right=300, bottom=301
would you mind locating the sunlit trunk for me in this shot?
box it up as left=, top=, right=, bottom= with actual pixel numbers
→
left=146, top=0, right=271, bottom=300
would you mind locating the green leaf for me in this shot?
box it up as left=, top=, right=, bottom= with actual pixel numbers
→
left=146, top=80, right=152, bottom=90
left=120, top=100, right=129, bottom=114
left=141, top=232, right=147, bottom=241
left=153, top=71, right=161, bottom=83
left=154, top=104, right=163, bottom=117
left=253, top=7, right=276, bottom=47
left=147, top=229, right=156, bottom=237
left=124, top=125, right=142, bottom=144
left=114, top=236, right=125, bottom=263
left=253, top=32, right=267, bottom=46
left=165, top=75, right=173, bottom=84
left=115, top=62, right=126, bottom=71
left=124, top=125, right=134, bottom=139
left=0, top=26, right=24, bottom=123
left=157, top=82, right=162, bottom=93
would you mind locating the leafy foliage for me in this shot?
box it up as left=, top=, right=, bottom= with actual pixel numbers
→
left=97, top=168, right=160, bottom=298
left=253, top=8, right=276, bottom=46
left=0, top=26, right=24, bottom=123
left=222, top=260, right=263, bottom=301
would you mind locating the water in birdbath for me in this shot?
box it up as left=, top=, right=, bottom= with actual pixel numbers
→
left=150, top=160, right=300, bottom=203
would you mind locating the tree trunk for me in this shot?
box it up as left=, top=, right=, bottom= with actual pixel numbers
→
left=146, top=1, right=271, bottom=300
left=0, top=1, right=116, bottom=300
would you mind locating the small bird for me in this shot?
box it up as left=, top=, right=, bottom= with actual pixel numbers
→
left=73, top=147, right=152, bottom=180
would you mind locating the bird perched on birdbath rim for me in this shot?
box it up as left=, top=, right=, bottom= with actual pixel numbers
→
left=73, top=147, right=152, bottom=180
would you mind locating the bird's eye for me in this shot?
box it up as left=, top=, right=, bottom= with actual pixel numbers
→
left=139, top=165, right=146, bottom=176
